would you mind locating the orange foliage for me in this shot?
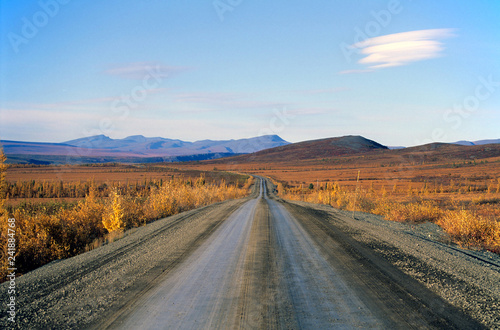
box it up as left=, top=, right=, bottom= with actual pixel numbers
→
left=279, top=180, right=500, bottom=254
left=438, top=209, right=500, bottom=252
left=0, top=175, right=252, bottom=282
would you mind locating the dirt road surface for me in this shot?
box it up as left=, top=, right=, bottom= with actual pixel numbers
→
left=1, top=178, right=499, bottom=329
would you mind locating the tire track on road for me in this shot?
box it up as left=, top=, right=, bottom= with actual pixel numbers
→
left=8, top=177, right=490, bottom=328
left=109, top=182, right=263, bottom=329
left=281, top=200, right=486, bottom=329
left=0, top=197, right=250, bottom=329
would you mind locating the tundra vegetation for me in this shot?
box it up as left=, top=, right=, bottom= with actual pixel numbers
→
left=185, top=141, right=500, bottom=255
left=0, top=162, right=253, bottom=282
left=277, top=179, right=500, bottom=254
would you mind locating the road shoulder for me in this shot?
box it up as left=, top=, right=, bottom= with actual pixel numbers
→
left=282, top=199, right=499, bottom=328
left=0, top=197, right=250, bottom=329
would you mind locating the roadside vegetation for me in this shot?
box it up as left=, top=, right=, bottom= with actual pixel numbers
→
left=277, top=180, right=500, bottom=254
left=0, top=168, right=253, bottom=282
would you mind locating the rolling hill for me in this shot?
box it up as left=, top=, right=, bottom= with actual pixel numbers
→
left=206, top=135, right=500, bottom=166
left=213, top=135, right=389, bottom=163
left=390, top=142, right=500, bottom=162
left=453, top=139, right=500, bottom=146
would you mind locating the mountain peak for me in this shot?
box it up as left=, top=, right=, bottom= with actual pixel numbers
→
left=331, top=135, right=387, bottom=150
left=65, top=134, right=114, bottom=147
left=264, top=134, right=287, bottom=142
left=122, top=135, right=149, bottom=143
left=125, top=135, right=146, bottom=139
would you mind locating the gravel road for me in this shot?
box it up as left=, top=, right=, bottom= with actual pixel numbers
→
left=1, top=178, right=498, bottom=329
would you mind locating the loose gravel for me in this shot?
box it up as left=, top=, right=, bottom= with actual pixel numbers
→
left=286, top=200, right=500, bottom=328
left=1, top=182, right=498, bottom=329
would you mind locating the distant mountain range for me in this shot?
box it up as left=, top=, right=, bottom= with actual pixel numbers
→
left=1, top=134, right=499, bottom=165
left=1, top=134, right=290, bottom=164
left=64, top=134, right=290, bottom=155
left=452, top=139, right=500, bottom=146
left=386, top=139, right=500, bottom=150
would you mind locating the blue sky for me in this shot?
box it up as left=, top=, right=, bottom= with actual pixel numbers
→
left=1, top=0, right=499, bottom=147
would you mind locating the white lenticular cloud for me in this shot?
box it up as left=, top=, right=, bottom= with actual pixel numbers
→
left=351, top=29, right=456, bottom=69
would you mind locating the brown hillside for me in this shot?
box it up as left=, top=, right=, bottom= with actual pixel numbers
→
left=391, top=143, right=500, bottom=162
left=214, top=135, right=388, bottom=163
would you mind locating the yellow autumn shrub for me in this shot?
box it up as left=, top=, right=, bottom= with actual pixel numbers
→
left=102, top=189, right=125, bottom=233
left=438, top=209, right=500, bottom=251
left=277, top=180, right=499, bottom=253
left=1, top=174, right=253, bottom=281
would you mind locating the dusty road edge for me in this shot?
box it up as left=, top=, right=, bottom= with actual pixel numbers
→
left=0, top=194, right=255, bottom=329
left=280, top=196, right=499, bottom=328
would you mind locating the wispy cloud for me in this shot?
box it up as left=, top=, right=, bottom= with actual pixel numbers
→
left=346, top=29, right=456, bottom=71
left=104, top=62, right=189, bottom=80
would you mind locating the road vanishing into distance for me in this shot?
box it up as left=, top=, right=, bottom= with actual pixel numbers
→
left=113, top=179, right=391, bottom=328
left=106, top=179, right=482, bottom=329
left=2, top=178, right=498, bottom=329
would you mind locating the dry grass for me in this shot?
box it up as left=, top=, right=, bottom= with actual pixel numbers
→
left=438, top=209, right=500, bottom=253
left=205, top=148, right=500, bottom=254
left=0, top=175, right=252, bottom=282
left=279, top=181, right=500, bottom=254
left=2, top=144, right=500, bottom=277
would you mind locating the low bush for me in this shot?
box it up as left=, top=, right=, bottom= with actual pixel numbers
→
left=0, top=176, right=251, bottom=282
left=279, top=180, right=499, bottom=254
